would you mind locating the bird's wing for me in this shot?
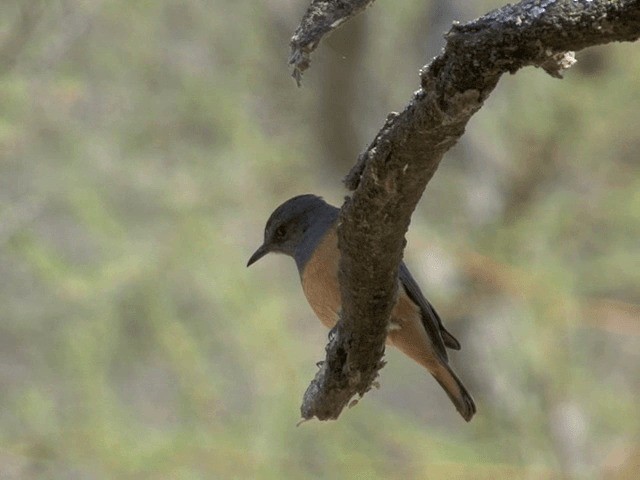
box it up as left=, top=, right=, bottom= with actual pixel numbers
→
left=399, top=262, right=461, bottom=361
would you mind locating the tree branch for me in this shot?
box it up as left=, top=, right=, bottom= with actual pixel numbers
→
left=289, top=0, right=376, bottom=85
left=298, top=0, right=640, bottom=421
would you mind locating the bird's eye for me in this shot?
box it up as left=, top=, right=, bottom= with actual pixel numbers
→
left=274, top=225, right=287, bottom=240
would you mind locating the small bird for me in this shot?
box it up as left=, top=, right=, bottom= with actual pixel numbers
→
left=247, top=194, right=476, bottom=421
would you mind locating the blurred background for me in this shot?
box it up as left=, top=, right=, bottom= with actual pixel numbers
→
left=0, top=0, right=638, bottom=478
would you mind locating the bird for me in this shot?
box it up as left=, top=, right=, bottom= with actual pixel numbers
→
left=247, top=194, right=476, bottom=421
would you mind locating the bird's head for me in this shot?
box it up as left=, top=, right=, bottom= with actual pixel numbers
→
left=247, top=194, right=328, bottom=266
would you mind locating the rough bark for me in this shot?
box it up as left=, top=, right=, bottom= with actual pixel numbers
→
left=289, top=0, right=376, bottom=85
left=296, top=0, right=640, bottom=421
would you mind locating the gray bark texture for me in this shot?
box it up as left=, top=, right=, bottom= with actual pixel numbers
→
left=289, top=0, right=376, bottom=85
left=295, top=0, right=640, bottom=421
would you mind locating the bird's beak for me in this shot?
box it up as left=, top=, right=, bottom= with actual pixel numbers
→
left=247, top=243, right=269, bottom=267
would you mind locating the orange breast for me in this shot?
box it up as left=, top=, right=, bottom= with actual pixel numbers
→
left=301, top=227, right=342, bottom=328
left=300, top=227, right=438, bottom=370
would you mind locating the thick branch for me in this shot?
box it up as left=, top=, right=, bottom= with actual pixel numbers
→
left=300, top=0, right=640, bottom=421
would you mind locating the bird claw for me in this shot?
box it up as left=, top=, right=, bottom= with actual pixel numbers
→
left=328, top=324, right=338, bottom=342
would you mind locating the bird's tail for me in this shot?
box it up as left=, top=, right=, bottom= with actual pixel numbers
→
left=430, top=361, right=476, bottom=422
left=385, top=318, right=475, bottom=421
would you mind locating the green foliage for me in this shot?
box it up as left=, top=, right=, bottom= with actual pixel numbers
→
left=0, top=0, right=638, bottom=478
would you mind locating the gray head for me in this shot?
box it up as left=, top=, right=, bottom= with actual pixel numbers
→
left=247, top=194, right=338, bottom=269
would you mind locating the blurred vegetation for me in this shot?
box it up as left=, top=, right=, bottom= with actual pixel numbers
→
left=0, top=0, right=638, bottom=478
